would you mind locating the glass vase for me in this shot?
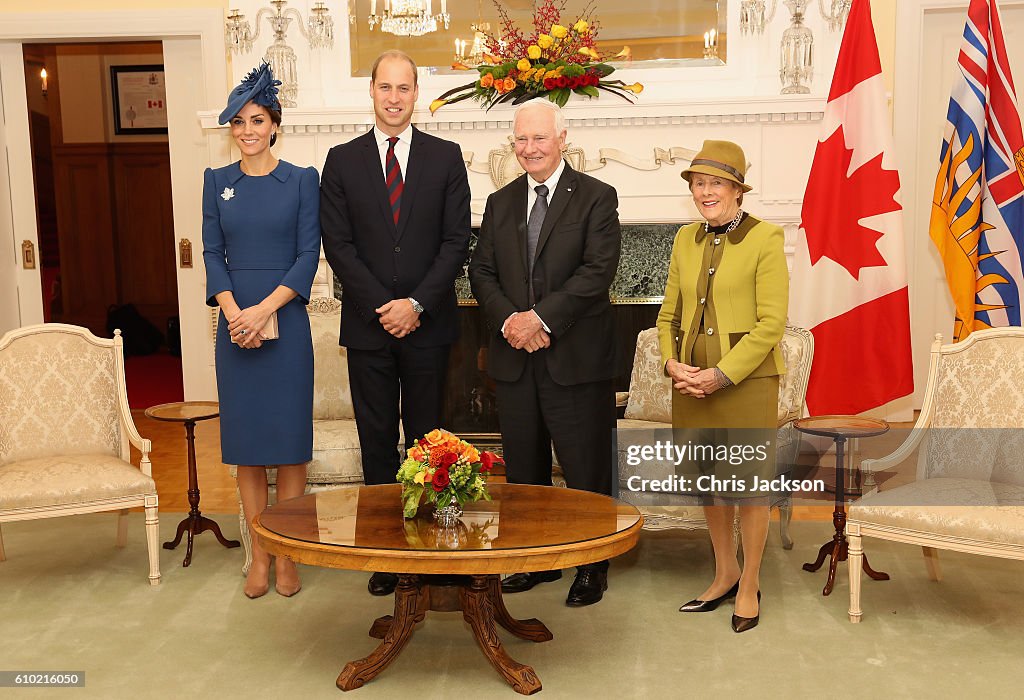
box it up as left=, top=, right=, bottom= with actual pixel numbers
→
left=433, top=503, right=463, bottom=528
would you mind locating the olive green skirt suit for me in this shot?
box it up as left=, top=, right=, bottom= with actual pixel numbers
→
left=656, top=214, right=789, bottom=497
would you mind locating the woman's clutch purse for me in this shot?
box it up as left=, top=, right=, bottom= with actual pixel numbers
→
left=260, top=312, right=279, bottom=340
left=231, top=312, right=279, bottom=343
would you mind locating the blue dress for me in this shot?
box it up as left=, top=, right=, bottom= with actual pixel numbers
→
left=202, top=160, right=321, bottom=466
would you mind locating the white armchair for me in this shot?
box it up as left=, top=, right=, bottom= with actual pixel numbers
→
left=847, top=328, right=1024, bottom=622
left=0, top=324, right=160, bottom=584
left=616, top=324, right=814, bottom=547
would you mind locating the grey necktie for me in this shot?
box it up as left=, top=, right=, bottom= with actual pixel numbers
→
left=527, top=184, right=549, bottom=305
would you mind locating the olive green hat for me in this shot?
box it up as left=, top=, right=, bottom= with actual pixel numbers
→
left=681, top=139, right=753, bottom=193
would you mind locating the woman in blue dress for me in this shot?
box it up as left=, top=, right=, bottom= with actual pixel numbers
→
left=202, top=63, right=320, bottom=599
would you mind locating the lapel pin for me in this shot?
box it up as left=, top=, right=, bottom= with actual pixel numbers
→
left=221, top=187, right=235, bottom=201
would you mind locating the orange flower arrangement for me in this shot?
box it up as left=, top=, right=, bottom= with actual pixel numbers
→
left=430, top=0, right=642, bottom=114
left=397, top=429, right=502, bottom=517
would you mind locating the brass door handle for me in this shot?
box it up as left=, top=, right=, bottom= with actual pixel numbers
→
left=21, top=240, right=36, bottom=269
left=179, top=238, right=193, bottom=268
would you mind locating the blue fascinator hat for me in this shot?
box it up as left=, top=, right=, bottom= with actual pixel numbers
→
left=218, top=62, right=282, bottom=125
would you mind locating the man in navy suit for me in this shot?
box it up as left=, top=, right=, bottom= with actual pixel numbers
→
left=469, top=100, right=621, bottom=606
left=320, top=50, right=471, bottom=596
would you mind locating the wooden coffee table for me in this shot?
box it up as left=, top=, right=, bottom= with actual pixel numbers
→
left=253, top=483, right=642, bottom=695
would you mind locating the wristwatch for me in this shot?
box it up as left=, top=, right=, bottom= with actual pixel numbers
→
left=408, top=297, right=424, bottom=314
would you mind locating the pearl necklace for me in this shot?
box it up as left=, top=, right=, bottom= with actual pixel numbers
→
left=705, top=208, right=745, bottom=236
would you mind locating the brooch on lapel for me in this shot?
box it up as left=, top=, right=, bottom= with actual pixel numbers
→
left=221, top=187, right=235, bottom=201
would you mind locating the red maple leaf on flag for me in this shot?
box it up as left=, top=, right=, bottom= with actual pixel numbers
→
left=801, top=126, right=901, bottom=280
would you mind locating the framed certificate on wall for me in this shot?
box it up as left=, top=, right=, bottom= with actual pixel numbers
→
left=110, top=65, right=168, bottom=135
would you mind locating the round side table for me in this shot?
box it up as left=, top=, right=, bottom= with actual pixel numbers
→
left=795, top=415, right=891, bottom=596
left=145, top=401, right=240, bottom=567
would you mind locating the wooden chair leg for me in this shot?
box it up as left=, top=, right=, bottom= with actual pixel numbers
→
left=777, top=501, right=794, bottom=550
left=116, top=508, right=129, bottom=547
left=144, top=497, right=161, bottom=585
left=0, top=523, right=6, bottom=562
left=922, top=546, right=942, bottom=582
left=847, top=529, right=864, bottom=623
left=236, top=488, right=253, bottom=577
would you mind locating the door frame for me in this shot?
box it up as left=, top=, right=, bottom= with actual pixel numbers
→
left=0, top=9, right=227, bottom=399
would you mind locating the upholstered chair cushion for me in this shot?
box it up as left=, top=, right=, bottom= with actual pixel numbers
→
left=245, top=420, right=388, bottom=486
left=850, top=478, right=1024, bottom=546
left=0, top=333, right=122, bottom=465
left=0, top=454, right=156, bottom=511
left=618, top=417, right=670, bottom=431
left=308, top=419, right=364, bottom=483
left=624, top=329, right=673, bottom=423
left=308, top=298, right=354, bottom=421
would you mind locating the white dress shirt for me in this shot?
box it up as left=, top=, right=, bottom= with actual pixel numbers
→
left=524, top=158, right=566, bottom=222
left=503, top=159, right=567, bottom=334
left=374, top=125, right=420, bottom=310
left=374, top=125, right=412, bottom=180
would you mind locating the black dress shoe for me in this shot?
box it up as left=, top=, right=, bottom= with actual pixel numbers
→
left=679, top=581, right=739, bottom=612
left=731, top=591, right=761, bottom=633
left=565, top=570, right=608, bottom=607
left=501, top=570, right=562, bottom=593
left=367, top=572, right=399, bottom=596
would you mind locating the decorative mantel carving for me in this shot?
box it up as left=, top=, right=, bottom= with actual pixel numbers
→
left=463, top=140, right=704, bottom=190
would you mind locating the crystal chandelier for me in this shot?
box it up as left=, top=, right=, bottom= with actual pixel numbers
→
left=454, top=1, right=490, bottom=65
left=369, top=0, right=450, bottom=37
left=738, top=0, right=850, bottom=94
left=224, top=1, right=334, bottom=108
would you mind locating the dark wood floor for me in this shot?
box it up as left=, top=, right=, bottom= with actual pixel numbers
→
left=129, top=410, right=239, bottom=514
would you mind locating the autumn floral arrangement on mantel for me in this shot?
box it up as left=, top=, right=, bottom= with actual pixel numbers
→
left=430, top=0, right=643, bottom=114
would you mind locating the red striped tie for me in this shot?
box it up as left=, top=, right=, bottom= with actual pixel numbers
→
left=385, top=136, right=403, bottom=225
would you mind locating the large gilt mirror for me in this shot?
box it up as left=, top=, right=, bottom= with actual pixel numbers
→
left=348, top=0, right=727, bottom=76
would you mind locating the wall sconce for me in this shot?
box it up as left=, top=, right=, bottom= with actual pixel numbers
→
left=454, top=1, right=489, bottom=65
left=40, top=67, right=48, bottom=97
left=703, top=28, right=719, bottom=60
left=224, top=1, right=334, bottom=108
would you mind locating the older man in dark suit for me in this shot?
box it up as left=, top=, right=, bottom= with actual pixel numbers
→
left=320, top=50, right=471, bottom=596
left=469, top=100, right=621, bottom=606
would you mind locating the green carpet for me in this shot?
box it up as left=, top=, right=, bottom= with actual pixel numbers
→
left=1, top=513, right=1021, bottom=698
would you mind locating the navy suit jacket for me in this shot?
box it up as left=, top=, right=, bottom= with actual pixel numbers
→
left=320, top=127, right=471, bottom=349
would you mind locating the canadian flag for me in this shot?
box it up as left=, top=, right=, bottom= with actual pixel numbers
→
left=790, top=0, right=914, bottom=415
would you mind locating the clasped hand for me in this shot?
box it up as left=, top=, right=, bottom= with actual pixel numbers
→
left=377, top=299, right=421, bottom=338
left=504, top=311, right=550, bottom=353
left=666, top=359, right=721, bottom=399
left=227, top=304, right=272, bottom=349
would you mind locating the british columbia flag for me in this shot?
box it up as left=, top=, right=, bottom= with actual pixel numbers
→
left=929, top=0, right=1024, bottom=342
